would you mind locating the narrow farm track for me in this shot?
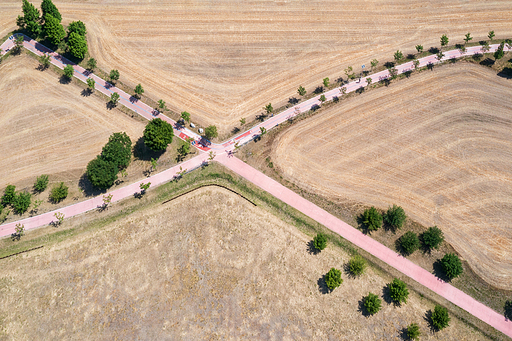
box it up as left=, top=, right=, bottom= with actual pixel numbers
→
left=1, top=35, right=512, bottom=337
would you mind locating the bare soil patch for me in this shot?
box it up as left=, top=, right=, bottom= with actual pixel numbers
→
left=0, top=186, right=491, bottom=340
left=272, top=62, right=512, bottom=290
left=3, top=0, right=512, bottom=136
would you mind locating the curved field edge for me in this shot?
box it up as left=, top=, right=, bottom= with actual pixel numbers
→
left=0, top=162, right=507, bottom=340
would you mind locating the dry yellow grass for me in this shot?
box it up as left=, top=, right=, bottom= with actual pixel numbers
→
left=0, top=187, right=491, bottom=340
left=273, top=63, right=512, bottom=290
left=0, top=54, right=145, bottom=190
left=2, top=0, right=512, bottom=135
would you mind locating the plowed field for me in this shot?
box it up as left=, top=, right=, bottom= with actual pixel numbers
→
left=273, top=63, right=512, bottom=290
left=2, top=0, right=512, bottom=134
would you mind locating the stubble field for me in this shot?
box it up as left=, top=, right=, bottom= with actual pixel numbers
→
left=2, top=0, right=512, bottom=135
left=272, top=63, right=512, bottom=290
left=0, top=186, right=490, bottom=340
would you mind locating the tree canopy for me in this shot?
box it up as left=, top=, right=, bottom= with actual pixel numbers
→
left=383, top=204, right=406, bottom=229
left=313, top=232, right=327, bottom=251
left=388, top=278, right=409, bottom=304
left=325, top=268, right=343, bottom=291
left=20, top=0, right=42, bottom=36
left=364, top=293, right=382, bottom=315
left=399, top=231, right=419, bottom=255
left=34, top=174, right=49, bottom=192
left=49, top=182, right=68, bottom=203
left=143, top=118, right=174, bottom=151
left=63, top=64, right=74, bottom=79
left=101, top=132, right=132, bottom=169
left=204, top=125, right=218, bottom=140
left=1, top=185, right=16, bottom=206
left=67, top=31, right=87, bottom=59
left=43, top=14, right=65, bottom=45
left=12, top=191, right=31, bottom=214
left=86, top=157, right=118, bottom=189
left=348, top=254, right=367, bottom=277
left=362, top=206, right=382, bottom=232
left=41, top=0, right=61, bottom=22
left=68, top=20, right=86, bottom=36
left=431, top=305, right=450, bottom=330
left=421, top=226, right=444, bottom=250
left=440, top=253, right=463, bottom=280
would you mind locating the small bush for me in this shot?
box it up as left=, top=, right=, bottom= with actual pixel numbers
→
left=406, top=323, right=421, bottom=340
left=399, top=231, right=419, bottom=255
left=325, top=268, right=343, bottom=291
left=431, top=305, right=450, bottom=330
left=63, top=64, right=74, bottom=79
left=313, top=233, right=327, bottom=251
left=12, top=191, right=31, bottom=214
left=34, top=174, right=49, bottom=192
left=86, top=157, right=118, bottom=189
left=388, top=278, right=409, bottom=304
left=363, top=292, right=382, bottom=315
left=49, top=182, right=68, bottom=203
left=384, top=204, right=406, bottom=229
left=362, top=206, right=382, bottom=232
left=348, top=255, right=367, bottom=277
left=440, top=253, right=463, bottom=280
left=421, top=226, right=444, bottom=250
left=205, top=125, right=218, bottom=140
left=1, top=185, right=16, bottom=206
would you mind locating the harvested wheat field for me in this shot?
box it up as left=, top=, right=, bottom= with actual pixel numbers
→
left=3, top=1, right=512, bottom=135
left=0, top=186, right=490, bottom=340
left=0, top=54, right=145, bottom=190
left=273, top=63, right=512, bottom=290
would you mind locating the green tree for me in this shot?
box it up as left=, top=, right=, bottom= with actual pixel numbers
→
left=134, top=83, right=144, bottom=98
left=86, top=157, right=118, bottom=189
left=49, top=182, right=68, bottom=203
left=313, top=232, right=327, bottom=251
left=67, top=20, right=86, bottom=37
left=54, top=212, right=64, bottom=225
left=400, top=231, right=420, bottom=255
left=440, top=34, right=449, bottom=47
left=415, top=44, right=423, bottom=54
left=440, top=253, right=463, bottom=280
left=181, top=111, right=191, bottom=123
left=297, top=85, right=306, bottom=96
left=406, top=323, right=421, bottom=340
left=86, top=78, right=95, bottom=92
left=41, top=0, right=61, bottom=22
left=482, top=41, right=491, bottom=53
left=319, top=94, right=326, bottom=103
left=384, top=204, right=406, bottom=229
left=494, top=42, right=505, bottom=60
left=1, top=185, right=16, bottom=206
left=488, top=30, right=495, bottom=42
left=39, top=53, right=51, bottom=70
left=143, top=118, right=174, bottom=151
left=421, top=226, right=444, bottom=250
left=240, top=117, right=246, bottom=126
left=260, top=127, right=267, bottom=136
left=340, top=86, right=347, bottom=95
left=86, top=58, right=96, bottom=71
left=20, top=0, right=42, bottom=36
left=388, top=66, right=398, bottom=79
left=348, top=254, right=367, bottom=276
left=12, top=191, right=31, bottom=214
left=370, top=59, right=379, bottom=71
left=15, top=223, right=25, bottom=239
left=325, top=268, right=343, bottom=291
left=139, top=182, right=151, bottom=193
left=431, top=305, right=450, bottom=330
left=464, top=32, right=472, bottom=44
left=323, top=77, right=330, bottom=87
left=264, top=103, right=273, bottom=114
left=366, top=77, right=372, bottom=87
left=157, top=99, right=167, bottom=111
left=344, top=66, right=353, bottom=79
left=109, top=69, right=120, bottom=83
left=110, top=92, right=120, bottom=106
left=177, top=142, right=191, bottom=158
left=150, top=158, right=158, bottom=172
left=363, top=292, right=382, bottom=315
left=13, top=35, right=24, bottom=54
left=67, top=32, right=87, bottom=59
left=362, top=206, right=382, bottom=232
left=63, top=64, right=74, bottom=79
left=34, top=174, right=49, bottom=192
left=394, top=50, right=404, bottom=62
left=43, top=14, right=65, bottom=45
left=413, top=59, right=420, bottom=69
left=436, top=51, right=445, bottom=61
left=101, top=132, right=132, bottom=169
left=388, top=278, right=409, bottom=304
left=204, top=125, right=218, bottom=140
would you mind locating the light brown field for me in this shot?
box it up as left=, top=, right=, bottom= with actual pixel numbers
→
left=2, top=0, right=512, bottom=135
left=272, top=63, right=512, bottom=290
left=0, top=186, right=491, bottom=340
left=0, top=54, right=145, bottom=191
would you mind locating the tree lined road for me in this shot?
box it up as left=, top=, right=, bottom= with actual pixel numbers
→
left=1, top=34, right=512, bottom=337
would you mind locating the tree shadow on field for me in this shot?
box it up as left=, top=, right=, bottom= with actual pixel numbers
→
left=384, top=61, right=395, bottom=68
left=288, top=97, right=299, bottom=105
left=306, top=240, right=320, bottom=255
left=256, top=113, right=267, bottom=122
left=357, top=297, right=371, bottom=317
left=59, top=75, right=71, bottom=84
left=479, top=58, right=495, bottom=67
left=317, top=274, right=330, bottom=294
left=472, top=53, right=483, bottom=61
left=81, top=89, right=91, bottom=97
left=78, top=173, right=105, bottom=197
left=432, top=259, right=450, bottom=283
left=428, top=47, right=439, bottom=54
left=406, top=53, right=415, bottom=60
left=498, top=67, right=512, bottom=79
left=231, top=127, right=240, bottom=135
left=382, top=284, right=394, bottom=305
left=398, top=327, right=410, bottom=341
left=313, top=86, right=324, bottom=94
left=423, top=309, right=439, bottom=333
left=356, top=214, right=372, bottom=235
left=133, top=136, right=164, bottom=161
left=106, top=101, right=117, bottom=110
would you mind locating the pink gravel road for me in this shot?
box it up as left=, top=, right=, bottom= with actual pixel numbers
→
left=217, top=153, right=512, bottom=338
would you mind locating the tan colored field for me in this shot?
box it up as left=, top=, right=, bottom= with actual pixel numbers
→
left=273, top=63, right=512, bottom=290
left=0, top=186, right=491, bottom=340
left=0, top=54, right=145, bottom=190
left=2, top=0, right=512, bottom=135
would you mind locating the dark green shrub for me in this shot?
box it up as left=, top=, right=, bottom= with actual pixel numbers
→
left=41, top=0, right=61, bottom=22
left=364, top=292, right=382, bottom=315
left=348, top=255, right=367, bottom=276
left=431, top=305, right=450, bottom=330
left=143, top=118, right=174, bottom=151
left=86, top=157, right=118, bottom=189
left=440, top=253, right=463, bottom=280
left=205, top=125, right=218, bottom=140
left=362, top=206, right=382, bottom=232
left=421, top=226, right=444, bottom=250
left=313, top=233, right=327, bottom=251
left=34, top=174, right=49, bottom=192
left=406, top=323, right=420, bottom=340
left=325, top=268, right=342, bottom=291
left=384, top=204, right=406, bottom=229
left=101, top=132, right=132, bottom=169
left=49, top=182, right=68, bottom=203
left=399, top=231, right=419, bottom=255
left=388, top=278, right=409, bottom=304
left=12, top=191, right=31, bottom=214
left=1, top=185, right=16, bottom=206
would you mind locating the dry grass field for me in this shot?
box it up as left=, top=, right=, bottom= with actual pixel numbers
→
left=272, top=62, right=512, bottom=290
left=2, top=0, right=512, bottom=135
left=0, top=54, right=145, bottom=191
left=0, top=186, right=491, bottom=340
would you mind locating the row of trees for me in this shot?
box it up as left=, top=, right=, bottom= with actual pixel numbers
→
left=16, top=0, right=88, bottom=59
